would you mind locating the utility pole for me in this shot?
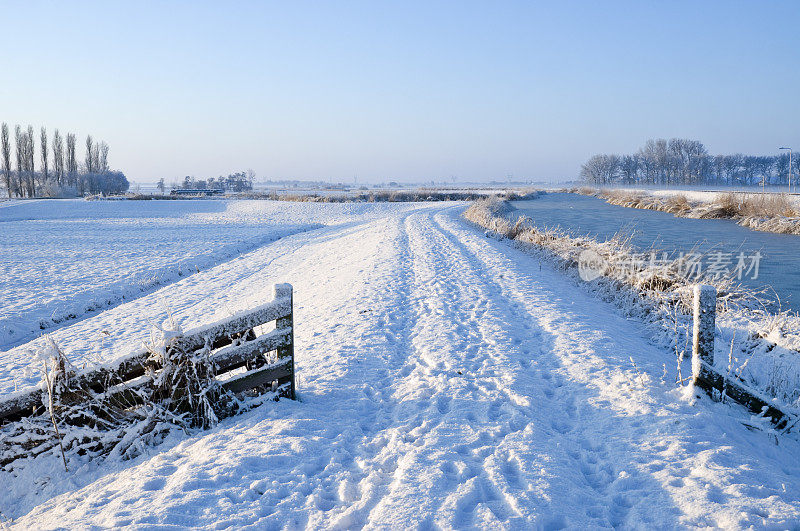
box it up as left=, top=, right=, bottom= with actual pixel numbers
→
left=780, top=147, right=793, bottom=193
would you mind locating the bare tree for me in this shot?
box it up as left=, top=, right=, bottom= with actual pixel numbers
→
left=66, top=133, right=77, bottom=186
left=583, top=138, right=781, bottom=188
left=619, top=155, right=639, bottom=185
left=91, top=142, right=101, bottom=175
left=0, top=123, right=116, bottom=196
left=99, top=142, right=109, bottom=173
left=85, top=135, right=94, bottom=174
left=1, top=123, right=12, bottom=197
left=40, top=127, right=49, bottom=183
left=26, top=125, right=36, bottom=197
left=52, top=129, right=64, bottom=185
left=67, top=133, right=81, bottom=194
left=776, top=154, right=791, bottom=186
left=14, top=126, right=24, bottom=196
left=580, top=154, right=620, bottom=185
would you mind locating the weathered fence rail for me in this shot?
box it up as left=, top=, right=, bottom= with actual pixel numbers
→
left=691, top=284, right=792, bottom=427
left=0, top=283, right=296, bottom=426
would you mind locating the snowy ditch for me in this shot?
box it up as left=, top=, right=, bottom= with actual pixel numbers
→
left=464, top=196, right=800, bottom=423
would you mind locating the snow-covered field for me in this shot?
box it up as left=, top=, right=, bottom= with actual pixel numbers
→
left=4, top=200, right=800, bottom=528
left=0, top=200, right=309, bottom=351
left=621, top=187, right=800, bottom=207
left=0, top=199, right=430, bottom=353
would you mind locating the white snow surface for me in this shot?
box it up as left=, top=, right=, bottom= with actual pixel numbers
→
left=4, top=201, right=800, bottom=528
left=0, top=199, right=424, bottom=358
left=620, top=187, right=800, bottom=207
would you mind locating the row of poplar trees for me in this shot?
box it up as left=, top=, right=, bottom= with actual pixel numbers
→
left=0, top=123, right=111, bottom=198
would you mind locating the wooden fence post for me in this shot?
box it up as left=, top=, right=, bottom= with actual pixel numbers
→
left=692, top=284, right=716, bottom=387
left=274, top=283, right=295, bottom=399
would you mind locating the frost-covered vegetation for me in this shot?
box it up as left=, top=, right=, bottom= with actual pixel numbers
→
left=0, top=122, right=128, bottom=198
left=1, top=336, right=182, bottom=470
left=573, top=187, right=800, bottom=235
left=0, top=322, right=280, bottom=477
left=464, top=196, right=800, bottom=411
left=581, top=137, right=796, bottom=188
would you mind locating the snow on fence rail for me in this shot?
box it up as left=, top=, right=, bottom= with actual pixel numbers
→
left=0, top=283, right=296, bottom=426
left=691, top=285, right=792, bottom=427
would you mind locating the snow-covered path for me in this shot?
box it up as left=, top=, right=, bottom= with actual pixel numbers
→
left=7, top=204, right=800, bottom=529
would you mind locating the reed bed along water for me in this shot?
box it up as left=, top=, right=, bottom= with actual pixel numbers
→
left=569, top=188, right=800, bottom=235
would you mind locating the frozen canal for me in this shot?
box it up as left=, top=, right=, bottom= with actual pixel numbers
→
left=513, top=193, right=800, bottom=312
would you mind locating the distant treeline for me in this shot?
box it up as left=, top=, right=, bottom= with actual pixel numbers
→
left=0, top=122, right=129, bottom=198
left=581, top=138, right=794, bottom=187
left=162, top=171, right=255, bottom=193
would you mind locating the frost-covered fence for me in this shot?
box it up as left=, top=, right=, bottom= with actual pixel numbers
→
left=0, top=283, right=296, bottom=426
left=691, top=284, right=789, bottom=426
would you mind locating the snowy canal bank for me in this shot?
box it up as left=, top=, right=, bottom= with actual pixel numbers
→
left=514, top=193, right=800, bottom=313
left=3, top=201, right=800, bottom=528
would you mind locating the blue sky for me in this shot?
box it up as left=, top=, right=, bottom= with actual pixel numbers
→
left=0, top=1, right=798, bottom=183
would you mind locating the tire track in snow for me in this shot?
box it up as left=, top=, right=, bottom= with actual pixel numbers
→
left=364, top=210, right=526, bottom=527
left=362, top=208, right=638, bottom=528
left=435, top=210, right=701, bottom=524
left=426, top=207, right=675, bottom=527
left=319, top=211, right=425, bottom=529
left=434, top=206, right=800, bottom=528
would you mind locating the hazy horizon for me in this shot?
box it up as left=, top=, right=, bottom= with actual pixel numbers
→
left=2, top=1, right=798, bottom=184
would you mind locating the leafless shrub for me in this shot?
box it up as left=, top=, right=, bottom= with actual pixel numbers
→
left=0, top=338, right=159, bottom=469
left=256, top=190, right=540, bottom=203
left=0, top=322, right=242, bottom=472
left=663, top=194, right=692, bottom=214
left=39, top=339, right=69, bottom=471
left=37, top=182, right=79, bottom=198
left=702, top=192, right=740, bottom=218
left=146, top=323, right=234, bottom=429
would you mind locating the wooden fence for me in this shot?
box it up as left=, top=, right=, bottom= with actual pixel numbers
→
left=0, top=283, right=296, bottom=425
left=691, top=284, right=791, bottom=427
